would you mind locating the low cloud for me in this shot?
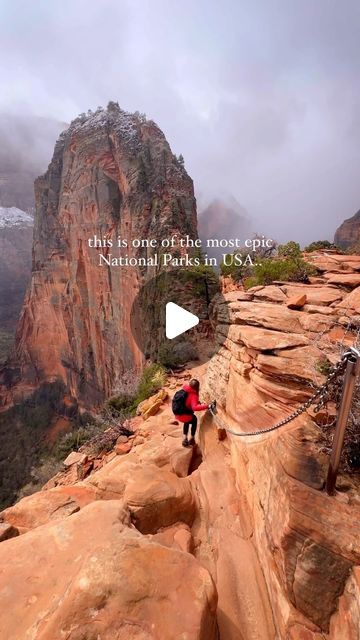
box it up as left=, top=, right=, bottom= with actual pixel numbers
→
left=1, top=0, right=359, bottom=243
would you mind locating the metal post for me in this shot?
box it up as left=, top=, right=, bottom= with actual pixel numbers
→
left=326, top=348, right=360, bottom=495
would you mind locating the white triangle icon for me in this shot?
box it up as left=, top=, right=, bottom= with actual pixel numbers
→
left=166, top=302, right=199, bottom=340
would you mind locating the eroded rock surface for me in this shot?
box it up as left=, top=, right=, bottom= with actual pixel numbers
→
left=0, top=103, right=197, bottom=407
left=0, top=501, right=217, bottom=640
left=1, top=254, right=360, bottom=639
left=204, top=257, right=360, bottom=638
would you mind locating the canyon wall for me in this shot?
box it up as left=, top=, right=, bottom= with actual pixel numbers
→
left=1, top=103, right=197, bottom=406
left=204, top=252, right=360, bottom=638
left=334, top=209, right=360, bottom=250
left=0, top=253, right=359, bottom=638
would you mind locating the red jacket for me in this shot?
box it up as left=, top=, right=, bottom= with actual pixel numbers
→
left=175, top=383, right=209, bottom=423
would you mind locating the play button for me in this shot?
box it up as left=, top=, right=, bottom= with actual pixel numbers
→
left=129, top=268, right=230, bottom=365
left=166, top=302, right=199, bottom=339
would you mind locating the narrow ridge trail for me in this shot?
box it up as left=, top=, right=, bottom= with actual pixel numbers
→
left=190, top=412, right=277, bottom=640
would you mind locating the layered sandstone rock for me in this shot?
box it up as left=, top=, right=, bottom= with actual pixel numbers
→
left=204, top=256, right=360, bottom=638
left=1, top=103, right=197, bottom=406
left=0, top=409, right=218, bottom=640
left=1, top=251, right=360, bottom=639
left=334, top=209, right=360, bottom=249
left=0, top=500, right=217, bottom=640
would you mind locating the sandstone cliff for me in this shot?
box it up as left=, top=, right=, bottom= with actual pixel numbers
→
left=1, top=103, right=197, bottom=406
left=204, top=252, right=360, bottom=638
left=0, top=253, right=359, bottom=639
left=334, top=209, right=360, bottom=250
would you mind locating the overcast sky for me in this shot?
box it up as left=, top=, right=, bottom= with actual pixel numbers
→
left=1, top=0, right=359, bottom=243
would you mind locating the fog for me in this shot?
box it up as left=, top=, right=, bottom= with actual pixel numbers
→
left=1, top=0, right=359, bottom=243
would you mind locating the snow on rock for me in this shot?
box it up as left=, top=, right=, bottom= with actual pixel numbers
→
left=0, top=207, right=34, bottom=229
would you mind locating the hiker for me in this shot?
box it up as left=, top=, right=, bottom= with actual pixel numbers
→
left=172, top=379, right=215, bottom=447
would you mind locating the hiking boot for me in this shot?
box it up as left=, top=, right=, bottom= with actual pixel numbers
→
left=182, top=438, right=189, bottom=447
left=188, top=437, right=195, bottom=446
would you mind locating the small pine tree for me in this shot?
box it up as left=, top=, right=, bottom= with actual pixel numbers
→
left=278, top=241, right=301, bottom=259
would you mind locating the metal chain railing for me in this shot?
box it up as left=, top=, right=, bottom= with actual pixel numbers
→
left=208, top=349, right=354, bottom=438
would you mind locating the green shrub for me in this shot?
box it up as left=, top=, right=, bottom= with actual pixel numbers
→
left=53, top=423, right=101, bottom=460
left=182, top=256, right=219, bottom=300
left=108, top=363, right=167, bottom=417
left=220, top=254, right=250, bottom=282
left=315, top=356, right=332, bottom=376
left=107, top=393, right=136, bottom=414
left=136, top=363, right=166, bottom=403
left=304, top=240, right=336, bottom=252
left=278, top=241, right=302, bottom=259
left=244, top=256, right=315, bottom=289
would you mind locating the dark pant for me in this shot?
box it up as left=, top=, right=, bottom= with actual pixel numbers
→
left=183, top=415, right=197, bottom=437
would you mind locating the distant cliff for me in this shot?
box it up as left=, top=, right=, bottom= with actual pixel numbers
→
left=198, top=197, right=251, bottom=265
left=334, top=209, right=360, bottom=249
left=1, top=103, right=197, bottom=406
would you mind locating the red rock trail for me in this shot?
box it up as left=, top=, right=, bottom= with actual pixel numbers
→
left=191, top=411, right=277, bottom=640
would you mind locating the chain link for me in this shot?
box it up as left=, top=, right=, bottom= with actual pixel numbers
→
left=209, top=351, right=352, bottom=437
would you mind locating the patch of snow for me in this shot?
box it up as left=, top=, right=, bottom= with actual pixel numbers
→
left=0, top=207, right=34, bottom=228
left=64, top=105, right=146, bottom=155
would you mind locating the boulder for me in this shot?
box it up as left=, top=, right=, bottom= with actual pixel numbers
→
left=0, top=501, right=218, bottom=640
left=63, top=451, right=88, bottom=468
left=115, top=441, right=133, bottom=455
left=123, top=465, right=196, bottom=534
left=137, top=389, right=168, bottom=420
left=287, top=294, right=307, bottom=309
left=0, top=485, right=98, bottom=531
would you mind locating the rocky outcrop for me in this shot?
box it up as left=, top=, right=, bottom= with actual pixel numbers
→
left=334, top=209, right=360, bottom=249
left=0, top=500, right=217, bottom=640
left=1, top=103, right=197, bottom=407
left=204, top=254, right=360, bottom=638
left=0, top=408, right=218, bottom=639
left=1, top=258, right=359, bottom=638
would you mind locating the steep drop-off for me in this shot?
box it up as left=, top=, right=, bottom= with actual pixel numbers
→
left=0, top=253, right=359, bottom=638
left=1, top=103, right=197, bottom=407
